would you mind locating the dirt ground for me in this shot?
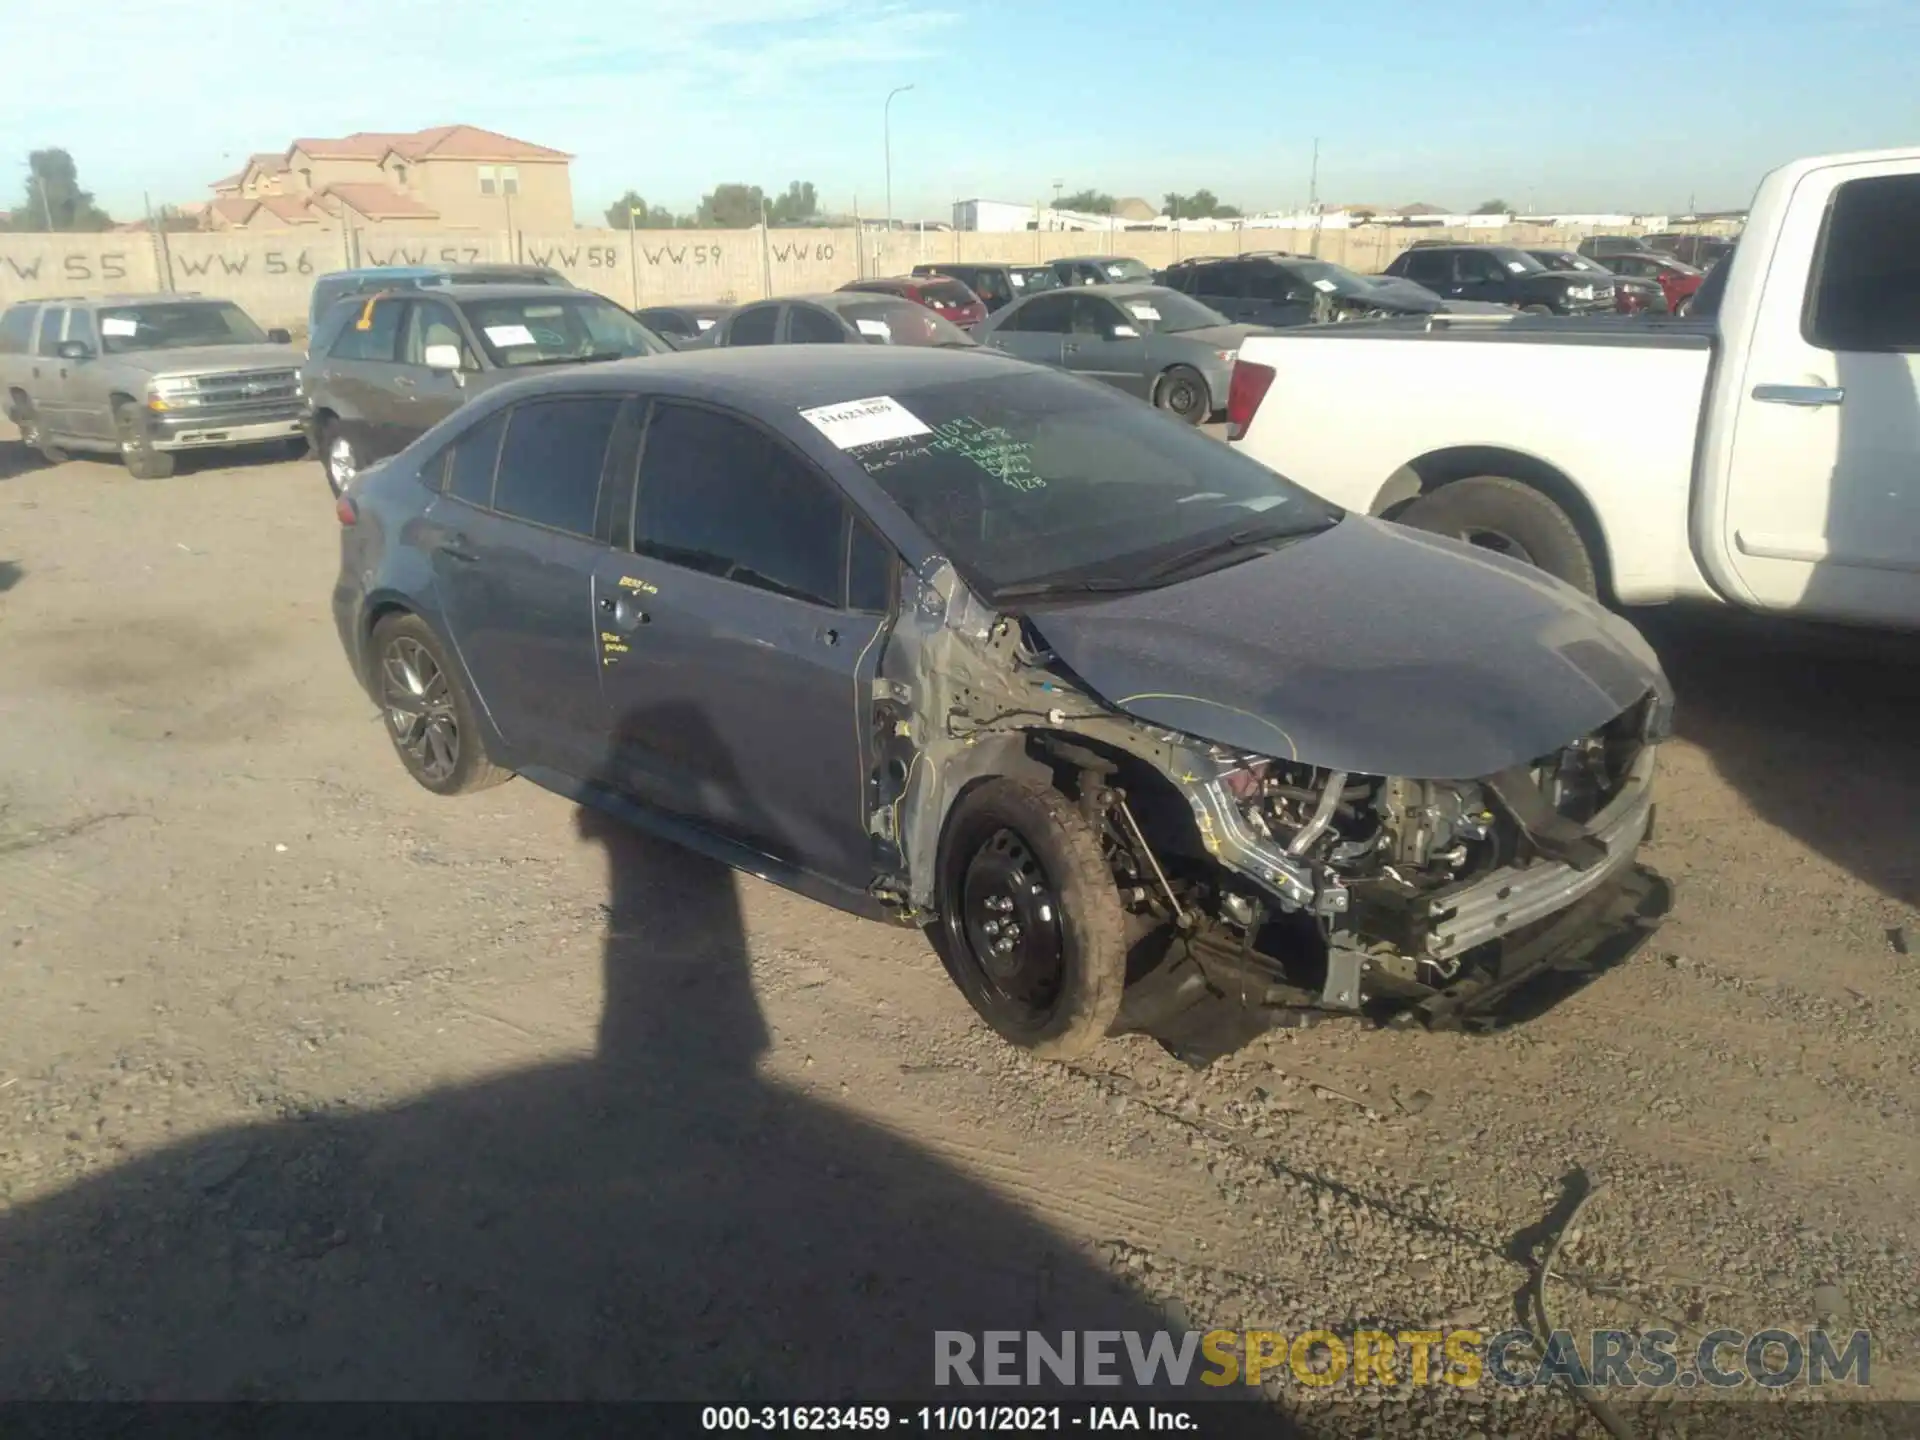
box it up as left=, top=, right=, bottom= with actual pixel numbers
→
left=1, top=431, right=1916, bottom=1433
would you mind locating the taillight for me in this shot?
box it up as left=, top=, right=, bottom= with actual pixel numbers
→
left=336, top=494, right=358, bottom=525
left=1225, top=359, right=1275, bottom=441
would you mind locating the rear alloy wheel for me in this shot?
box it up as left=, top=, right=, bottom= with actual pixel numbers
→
left=1396, top=474, right=1599, bottom=597
left=371, top=613, right=512, bottom=796
left=113, top=401, right=174, bottom=479
left=1154, top=365, right=1210, bottom=425
left=321, top=422, right=357, bottom=497
left=933, top=778, right=1128, bottom=1059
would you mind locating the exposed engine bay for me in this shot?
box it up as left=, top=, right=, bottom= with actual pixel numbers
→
left=869, top=556, right=1669, bottom=1044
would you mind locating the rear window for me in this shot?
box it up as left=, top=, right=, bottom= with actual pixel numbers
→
left=826, top=298, right=975, bottom=347
left=920, top=280, right=976, bottom=306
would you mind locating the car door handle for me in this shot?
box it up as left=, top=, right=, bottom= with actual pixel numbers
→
left=1062, top=342, right=1081, bottom=353
left=438, top=536, right=478, bottom=563
left=394, top=375, right=415, bottom=389
left=599, top=594, right=650, bottom=631
left=1752, top=383, right=1844, bottom=408
left=817, top=626, right=840, bottom=647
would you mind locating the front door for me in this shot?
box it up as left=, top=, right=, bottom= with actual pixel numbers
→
left=1718, top=162, right=1920, bottom=627
left=59, top=309, right=115, bottom=441
left=397, top=298, right=475, bottom=440
left=594, top=399, right=886, bottom=888
left=426, top=394, right=631, bottom=772
left=1062, top=293, right=1149, bottom=397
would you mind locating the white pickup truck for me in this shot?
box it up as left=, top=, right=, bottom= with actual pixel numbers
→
left=1227, top=147, right=1920, bottom=631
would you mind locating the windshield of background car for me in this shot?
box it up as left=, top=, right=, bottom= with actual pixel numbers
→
left=457, top=295, right=667, bottom=367
left=828, top=371, right=1339, bottom=596
left=822, top=297, right=976, bottom=346
left=96, top=302, right=268, bottom=353
left=1487, top=248, right=1547, bottom=274
left=1279, top=259, right=1373, bottom=298
left=919, top=280, right=979, bottom=308
left=1098, top=258, right=1153, bottom=282
left=1108, top=288, right=1230, bottom=333
left=1531, top=251, right=1610, bottom=275
left=1009, top=267, right=1059, bottom=293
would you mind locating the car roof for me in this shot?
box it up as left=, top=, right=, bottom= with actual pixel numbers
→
left=474, top=344, right=1031, bottom=412
left=323, top=263, right=558, bottom=281
left=1054, top=254, right=1137, bottom=264
left=406, top=282, right=599, bottom=302
left=33, top=293, right=222, bottom=307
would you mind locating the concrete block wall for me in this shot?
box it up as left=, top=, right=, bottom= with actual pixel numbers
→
left=0, top=221, right=1664, bottom=326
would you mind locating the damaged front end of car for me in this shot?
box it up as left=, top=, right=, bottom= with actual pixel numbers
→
left=870, top=555, right=1671, bottom=1046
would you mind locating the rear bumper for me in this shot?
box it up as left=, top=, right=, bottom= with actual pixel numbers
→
left=147, top=405, right=306, bottom=452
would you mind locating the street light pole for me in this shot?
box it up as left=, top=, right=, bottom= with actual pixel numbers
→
left=884, top=84, right=914, bottom=232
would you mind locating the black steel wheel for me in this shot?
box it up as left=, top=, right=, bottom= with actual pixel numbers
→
left=1396, top=475, right=1600, bottom=597
left=933, top=778, right=1127, bottom=1058
left=1154, top=365, right=1210, bottom=425
left=371, top=613, right=511, bottom=796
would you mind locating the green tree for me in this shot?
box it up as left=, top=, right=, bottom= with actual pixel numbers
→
left=767, top=180, right=820, bottom=225
left=12, top=148, right=113, bottom=232
left=1162, top=189, right=1239, bottom=220
left=605, top=190, right=681, bottom=228
left=696, top=182, right=767, bottom=228
left=1473, top=198, right=1511, bottom=215
left=1057, top=189, right=1115, bottom=215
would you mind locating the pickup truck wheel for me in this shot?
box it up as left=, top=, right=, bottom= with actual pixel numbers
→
left=933, top=778, right=1128, bottom=1060
left=113, top=403, right=174, bottom=480
left=1397, top=476, right=1599, bottom=596
left=1154, top=365, right=1210, bottom=425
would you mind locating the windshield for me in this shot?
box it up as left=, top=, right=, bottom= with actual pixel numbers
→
left=96, top=302, right=268, bottom=353
left=1010, top=267, right=1060, bottom=293
left=1096, top=257, right=1153, bottom=282
left=1486, top=247, right=1547, bottom=274
left=825, top=297, right=977, bottom=347
left=832, top=371, right=1339, bottom=596
left=458, top=295, right=667, bottom=367
left=1530, top=251, right=1609, bottom=275
left=1277, top=258, right=1375, bottom=298
left=1109, top=288, right=1231, bottom=334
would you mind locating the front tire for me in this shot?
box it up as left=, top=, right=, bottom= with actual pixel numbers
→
left=933, top=778, right=1128, bottom=1059
left=1154, top=365, right=1210, bottom=425
left=369, top=613, right=512, bottom=796
left=114, top=402, right=174, bottom=479
left=1396, top=475, right=1599, bottom=597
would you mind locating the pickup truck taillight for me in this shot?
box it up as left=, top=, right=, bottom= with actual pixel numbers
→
left=1225, top=359, right=1276, bottom=441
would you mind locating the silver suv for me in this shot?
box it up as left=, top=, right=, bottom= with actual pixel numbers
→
left=0, top=293, right=304, bottom=478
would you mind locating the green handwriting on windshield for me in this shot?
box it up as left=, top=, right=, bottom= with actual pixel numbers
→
left=927, top=416, right=1042, bottom=492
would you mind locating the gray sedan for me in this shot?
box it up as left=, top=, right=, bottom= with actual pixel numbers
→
left=976, top=284, right=1272, bottom=424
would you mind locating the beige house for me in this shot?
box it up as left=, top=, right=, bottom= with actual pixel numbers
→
left=204, top=125, right=574, bottom=231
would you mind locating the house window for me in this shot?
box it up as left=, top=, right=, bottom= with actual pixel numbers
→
left=479, top=165, right=495, bottom=196
left=298, top=167, right=312, bottom=190
left=392, top=163, right=407, bottom=188
left=500, top=166, right=519, bottom=196
left=479, top=165, right=520, bottom=197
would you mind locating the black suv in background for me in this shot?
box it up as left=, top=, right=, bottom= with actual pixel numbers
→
left=909, top=262, right=1057, bottom=313
left=1159, top=253, right=1455, bottom=324
left=1383, top=244, right=1616, bottom=315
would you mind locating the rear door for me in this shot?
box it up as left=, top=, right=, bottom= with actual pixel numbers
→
left=592, top=400, right=887, bottom=887
left=426, top=394, right=633, bottom=772
left=1188, top=262, right=1250, bottom=322
left=25, top=307, right=70, bottom=431
left=984, top=291, right=1069, bottom=367
left=1717, top=163, right=1920, bottom=626
left=313, top=296, right=410, bottom=460
left=1062, top=293, right=1149, bottom=396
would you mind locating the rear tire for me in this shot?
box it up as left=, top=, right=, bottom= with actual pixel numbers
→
left=318, top=418, right=356, bottom=497
left=369, top=612, right=513, bottom=796
left=1154, top=365, right=1210, bottom=425
left=932, top=778, right=1128, bottom=1059
left=11, top=395, right=67, bottom=464
left=113, top=401, right=174, bottom=479
left=1521, top=303, right=1554, bottom=316
left=1396, top=475, right=1599, bottom=597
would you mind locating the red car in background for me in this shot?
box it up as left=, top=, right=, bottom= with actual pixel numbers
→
left=838, top=275, right=988, bottom=331
left=1603, top=252, right=1705, bottom=313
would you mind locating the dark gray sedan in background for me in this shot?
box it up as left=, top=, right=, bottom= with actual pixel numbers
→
left=977, top=283, right=1273, bottom=423
left=332, top=346, right=1669, bottom=1059
left=705, top=292, right=980, bottom=349
left=301, top=283, right=669, bottom=494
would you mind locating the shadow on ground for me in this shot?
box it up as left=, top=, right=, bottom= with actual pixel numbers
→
left=0, top=805, right=1281, bottom=1409
left=1635, top=604, right=1920, bottom=909
left=0, top=560, right=20, bottom=594
left=0, top=438, right=46, bottom=481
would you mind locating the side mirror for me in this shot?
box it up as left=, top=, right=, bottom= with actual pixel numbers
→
left=266, top=327, right=293, bottom=344
left=423, top=343, right=463, bottom=371
left=56, top=339, right=93, bottom=361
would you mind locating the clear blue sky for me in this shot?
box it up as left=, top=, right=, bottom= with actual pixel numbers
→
left=8, top=0, right=1918, bottom=223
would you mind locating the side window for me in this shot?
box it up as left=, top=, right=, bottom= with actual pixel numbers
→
left=846, top=520, right=896, bottom=614
left=1069, top=294, right=1119, bottom=336
left=492, top=397, right=621, bottom=536
left=1246, top=266, right=1297, bottom=301
left=1806, top=173, right=1920, bottom=352
left=65, top=310, right=96, bottom=350
left=634, top=403, right=847, bottom=608
left=445, top=405, right=509, bottom=507
left=0, top=305, right=36, bottom=355
left=403, top=301, right=471, bottom=367
left=36, top=307, right=65, bottom=354
left=329, top=298, right=404, bottom=361
left=972, top=270, right=1011, bottom=305
left=1400, top=250, right=1445, bottom=284
left=787, top=305, right=845, bottom=344
left=1196, top=264, right=1246, bottom=299
left=642, top=310, right=692, bottom=338
left=1012, top=293, right=1073, bottom=333
left=728, top=305, right=780, bottom=346
left=1453, top=252, right=1495, bottom=284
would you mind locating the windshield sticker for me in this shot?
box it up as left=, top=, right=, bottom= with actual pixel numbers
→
left=1010, top=273, right=1025, bottom=287
left=1507, top=261, right=1528, bottom=273
left=800, top=395, right=932, bottom=450
left=1312, top=278, right=1337, bottom=293
left=484, top=324, right=537, bottom=347
left=1111, top=323, right=1139, bottom=338
left=855, top=318, right=892, bottom=338
left=101, top=317, right=138, bottom=337
left=1127, top=303, right=1161, bottom=321
left=696, top=318, right=716, bottom=329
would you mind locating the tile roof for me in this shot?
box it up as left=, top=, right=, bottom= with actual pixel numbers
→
left=254, top=195, right=324, bottom=224
left=206, top=197, right=260, bottom=225
left=320, top=182, right=442, bottom=220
